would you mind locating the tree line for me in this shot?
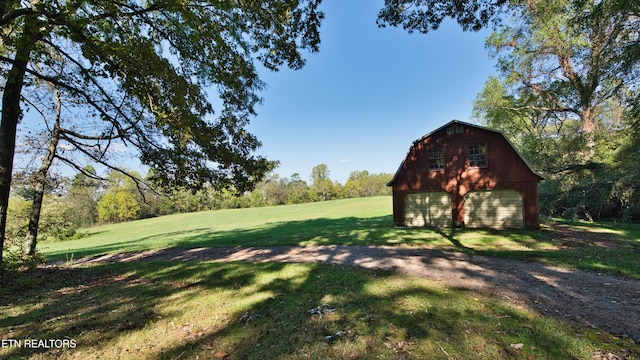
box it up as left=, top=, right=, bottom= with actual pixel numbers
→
left=4, top=164, right=391, bottom=255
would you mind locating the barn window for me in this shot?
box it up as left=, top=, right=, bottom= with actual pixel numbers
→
left=468, top=143, right=487, bottom=167
left=428, top=147, right=444, bottom=170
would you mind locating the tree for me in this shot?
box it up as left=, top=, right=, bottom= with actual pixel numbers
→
left=0, top=0, right=324, bottom=272
left=344, top=170, right=392, bottom=198
left=615, top=104, right=640, bottom=219
left=378, top=0, right=639, bottom=132
left=309, top=164, right=337, bottom=201
left=66, top=166, right=100, bottom=228
left=473, top=76, right=585, bottom=176
left=482, top=0, right=639, bottom=157
left=344, top=170, right=368, bottom=198
left=22, top=89, right=63, bottom=256
left=255, top=173, right=289, bottom=206
left=310, top=164, right=330, bottom=183
left=97, top=171, right=141, bottom=223
left=286, top=173, right=311, bottom=204
left=474, top=0, right=640, bottom=219
left=97, top=191, right=140, bottom=223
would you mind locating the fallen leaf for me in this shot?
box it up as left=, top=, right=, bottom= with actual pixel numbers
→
left=510, top=343, right=524, bottom=350
left=214, top=351, right=229, bottom=358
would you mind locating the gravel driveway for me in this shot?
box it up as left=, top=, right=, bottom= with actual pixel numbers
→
left=69, top=244, right=640, bottom=342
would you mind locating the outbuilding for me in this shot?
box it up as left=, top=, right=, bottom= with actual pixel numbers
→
left=388, top=120, right=543, bottom=229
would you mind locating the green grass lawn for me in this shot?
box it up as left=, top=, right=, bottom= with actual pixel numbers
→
left=4, top=196, right=640, bottom=359
left=2, top=261, right=637, bottom=360
left=40, top=196, right=640, bottom=279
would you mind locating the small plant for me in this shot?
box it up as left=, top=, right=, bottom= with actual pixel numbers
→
left=2, top=231, right=45, bottom=272
left=65, top=253, right=75, bottom=266
left=2, top=246, right=45, bottom=271
left=42, top=228, right=89, bottom=242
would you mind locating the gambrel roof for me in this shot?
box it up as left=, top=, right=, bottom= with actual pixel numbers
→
left=387, top=120, right=544, bottom=186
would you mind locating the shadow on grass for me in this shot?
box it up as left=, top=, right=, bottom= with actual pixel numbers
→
left=431, top=226, right=474, bottom=251
left=43, top=216, right=432, bottom=261
left=43, top=216, right=640, bottom=279
left=1, top=261, right=618, bottom=359
left=470, top=222, right=640, bottom=279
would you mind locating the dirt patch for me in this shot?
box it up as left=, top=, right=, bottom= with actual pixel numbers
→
left=62, top=243, right=640, bottom=344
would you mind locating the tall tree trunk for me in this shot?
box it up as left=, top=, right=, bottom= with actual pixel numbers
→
left=0, top=16, right=40, bottom=273
left=24, top=91, right=62, bottom=256
left=581, top=106, right=596, bottom=159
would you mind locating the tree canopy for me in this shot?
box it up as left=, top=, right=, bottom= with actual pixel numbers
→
left=376, top=0, right=510, bottom=33
left=473, top=0, right=639, bottom=219
left=483, top=0, right=638, bottom=150
left=0, top=0, right=324, bottom=271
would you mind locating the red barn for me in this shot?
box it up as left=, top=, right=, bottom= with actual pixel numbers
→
left=388, top=120, right=543, bottom=229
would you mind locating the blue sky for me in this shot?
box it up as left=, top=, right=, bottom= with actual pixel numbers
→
left=16, top=0, right=496, bottom=186
left=248, top=0, right=497, bottom=184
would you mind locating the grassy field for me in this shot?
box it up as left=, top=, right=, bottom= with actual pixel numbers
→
left=2, top=261, right=637, bottom=359
left=2, top=196, right=639, bottom=359
left=41, top=196, right=640, bottom=279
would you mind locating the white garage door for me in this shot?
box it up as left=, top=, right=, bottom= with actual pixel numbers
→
left=464, top=190, right=524, bottom=229
left=404, top=192, right=452, bottom=227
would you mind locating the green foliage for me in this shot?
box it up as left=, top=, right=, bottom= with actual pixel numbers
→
left=254, top=173, right=291, bottom=206
left=182, top=166, right=393, bottom=213
left=37, top=197, right=83, bottom=241
left=65, top=166, right=99, bottom=228
left=474, top=0, right=640, bottom=220
left=97, top=190, right=141, bottom=223
left=378, top=0, right=640, bottom=222
left=344, top=170, right=392, bottom=198
left=2, top=201, right=45, bottom=270
left=483, top=0, right=637, bottom=137
left=11, top=165, right=391, bottom=233
left=376, top=0, right=510, bottom=33
left=308, top=164, right=336, bottom=201
left=97, top=171, right=142, bottom=223
left=4, top=197, right=30, bottom=242
left=2, top=246, right=45, bottom=271
left=4, top=194, right=81, bottom=245
left=3, top=0, right=324, bottom=192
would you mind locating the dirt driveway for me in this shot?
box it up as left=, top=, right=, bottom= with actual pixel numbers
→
left=69, top=244, right=640, bottom=342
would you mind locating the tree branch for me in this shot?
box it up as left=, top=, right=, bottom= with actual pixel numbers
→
left=60, top=127, right=125, bottom=142
left=0, top=52, right=136, bottom=141
left=0, top=6, right=36, bottom=27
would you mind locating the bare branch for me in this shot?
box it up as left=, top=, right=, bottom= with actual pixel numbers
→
left=38, top=40, right=135, bottom=129
left=56, top=155, right=106, bottom=182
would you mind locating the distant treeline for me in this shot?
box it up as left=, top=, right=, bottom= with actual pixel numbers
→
left=6, top=164, right=392, bottom=243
